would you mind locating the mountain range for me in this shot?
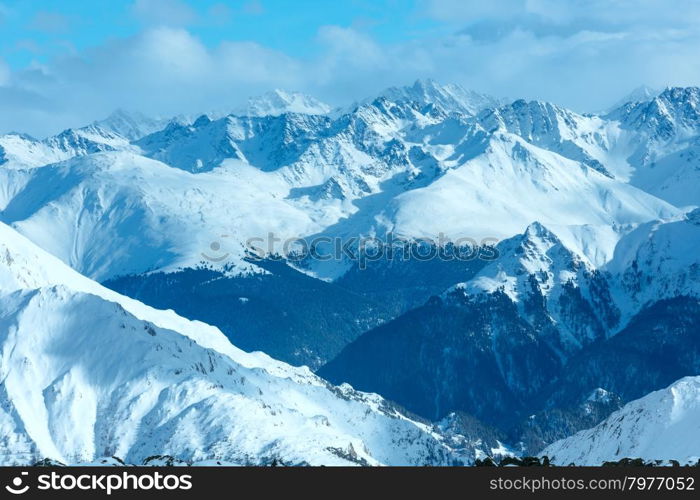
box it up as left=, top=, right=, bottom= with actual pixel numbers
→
left=0, top=79, right=698, bottom=465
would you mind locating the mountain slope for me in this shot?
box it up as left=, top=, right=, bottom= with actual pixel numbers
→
left=604, top=87, right=700, bottom=205
left=0, top=125, right=134, bottom=170
left=543, top=377, right=700, bottom=465
left=319, top=290, right=562, bottom=427
left=476, top=100, right=617, bottom=176
left=606, top=208, right=700, bottom=320
left=319, top=213, right=700, bottom=438
left=0, top=221, right=461, bottom=466
left=105, top=262, right=396, bottom=370
left=318, top=222, right=624, bottom=426
left=543, top=296, right=700, bottom=411
left=472, top=87, right=700, bottom=206
left=1, top=151, right=321, bottom=280
left=363, top=133, right=677, bottom=242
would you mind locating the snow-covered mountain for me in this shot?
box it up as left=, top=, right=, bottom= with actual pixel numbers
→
left=94, top=109, right=174, bottom=141
left=604, top=85, right=661, bottom=113
left=0, top=220, right=465, bottom=466
left=1, top=80, right=699, bottom=465
left=543, top=377, right=700, bottom=465
left=379, top=79, right=502, bottom=116
left=607, top=208, right=700, bottom=320
left=135, top=111, right=332, bottom=174
left=448, top=222, right=620, bottom=353
left=0, top=81, right=693, bottom=374
left=0, top=109, right=178, bottom=170
left=473, top=88, right=700, bottom=207
left=1, top=82, right=681, bottom=282
left=0, top=151, right=321, bottom=281
left=0, top=125, right=134, bottom=170
left=604, top=87, right=700, bottom=206
left=1, top=131, right=674, bottom=282
left=363, top=132, right=677, bottom=243
left=610, top=87, right=700, bottom=141
left=445, top=208, right=700, bottom=348
left=319, top=211, right=700, bottom=444
left=237, top=90, right=332, bottom=117
left=476, top=99, right=615, bottom=176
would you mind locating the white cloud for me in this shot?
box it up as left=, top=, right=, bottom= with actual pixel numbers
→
left=0, top=27, right=305, bottom=136
left=2, top=1, right=700, bottom=137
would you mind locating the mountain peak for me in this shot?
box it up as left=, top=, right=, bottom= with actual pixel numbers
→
left=379, top=79, right=501, bottom=116
left=410, top=78, right=444, bottom=93
left=607, top=86, right=700, bottom=138
left=192, top=114, right=213, bottom=127
left=604, top=85, right=661, bottom=112
left=523, top=221, right=558, bottom=242
left=92, top=108, right=172, bottom=141
left=238, top=90, right=332, bottom=117
left=658, top=86, right=700, bottom=103
left=478, top=98, right=585, bottom=141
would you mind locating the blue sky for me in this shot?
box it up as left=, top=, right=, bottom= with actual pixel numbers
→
left=1, top=1, right=439, bottom=69
left=2, top=0, right=700, bottom=136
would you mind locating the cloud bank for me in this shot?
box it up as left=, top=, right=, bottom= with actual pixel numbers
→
left=1, top=0, right=700, bottom=136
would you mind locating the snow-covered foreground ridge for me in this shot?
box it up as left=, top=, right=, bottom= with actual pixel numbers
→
left=0, top=221, right=460, bottom=466
left=543, top=376, right=700, bottom=465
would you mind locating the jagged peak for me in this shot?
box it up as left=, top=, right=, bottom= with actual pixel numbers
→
left=378, top=79, right=500, bottom=116
left=484, top=98, right=582, bottom=122
left=0, top=131, right=38, bottom=141
left=523, top=221, right=559, bottom=241
left=192, top=114, right=213, bottom=127
left=476, top=99, right=590, bottom=143
left=603, top=85, right=661, bottom=112
left=237, top=89, right=332, bottom=117
left=514, top=222, right=585, bottom=269
left=92, top=108, right=173, bottom=141
left=657, top=86, right=700, bottom=103
left=411, top=77, right=441, bottom=91
left=607, top=85, right=700, bottom=134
